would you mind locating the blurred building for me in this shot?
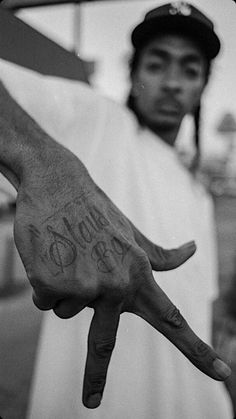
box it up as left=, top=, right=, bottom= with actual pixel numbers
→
left=197, top=112, right=236, bottom=294
left=199, top=112, right=236, bottom=197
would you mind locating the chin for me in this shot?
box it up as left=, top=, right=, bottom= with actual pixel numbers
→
left=147, top=116, right=180, bottom=131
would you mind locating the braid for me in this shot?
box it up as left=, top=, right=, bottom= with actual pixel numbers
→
left=190, top=103, right=201, bottom=173
left=190, top=62, right=212, bottom=173
left=194, top=103, right=201, bottom=154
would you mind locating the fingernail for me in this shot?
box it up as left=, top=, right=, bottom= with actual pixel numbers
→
left=87, top=393, right=102, bottom=409
left=213, top=358, right=231, bottom=379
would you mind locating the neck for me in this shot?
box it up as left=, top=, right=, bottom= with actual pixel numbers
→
left=146, top=123, right=181, bottom=147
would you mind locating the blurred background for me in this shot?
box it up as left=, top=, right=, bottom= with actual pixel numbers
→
left=0, top=1, right=235, bottom=417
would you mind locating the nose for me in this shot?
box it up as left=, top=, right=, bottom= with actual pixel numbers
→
left=162, top=64, right=182, bottom=93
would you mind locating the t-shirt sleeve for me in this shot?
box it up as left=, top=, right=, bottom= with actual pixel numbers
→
left=0, top=58, right=109, bottom=161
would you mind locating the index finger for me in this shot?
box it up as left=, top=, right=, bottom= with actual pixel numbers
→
left=82, top=302, right=121, bottom=408
left=134, top=272, right=231, bottom=381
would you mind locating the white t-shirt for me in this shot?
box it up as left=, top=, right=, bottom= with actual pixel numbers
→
left=0, top=60, right=232, bottom=419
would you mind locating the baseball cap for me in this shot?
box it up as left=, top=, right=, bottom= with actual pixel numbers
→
left=131, top=2, right=221, bottom=59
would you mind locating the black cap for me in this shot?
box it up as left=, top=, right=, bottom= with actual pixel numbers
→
left=131, top=2, right=221, bottom=60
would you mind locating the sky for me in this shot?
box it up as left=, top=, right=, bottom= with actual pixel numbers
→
left=18, top=0, right=236, bottom=158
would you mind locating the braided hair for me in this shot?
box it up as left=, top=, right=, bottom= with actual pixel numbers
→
left=190, top=62, right=211, bottom=171
left=127, top=46, right=212, bottom=170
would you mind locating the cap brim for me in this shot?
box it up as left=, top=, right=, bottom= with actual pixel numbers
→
left=131, top=16, right=221, bottom=59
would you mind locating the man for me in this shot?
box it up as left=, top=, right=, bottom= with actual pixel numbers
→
left=0, top=2, right=232, bottom=418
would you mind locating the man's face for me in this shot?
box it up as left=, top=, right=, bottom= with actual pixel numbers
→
left=131, top=34, right=207, bottom=132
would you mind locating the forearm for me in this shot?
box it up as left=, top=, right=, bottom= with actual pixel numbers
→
left=0, top=82, right=56, bottom=187
left=0, top=81, right=88, bottom=192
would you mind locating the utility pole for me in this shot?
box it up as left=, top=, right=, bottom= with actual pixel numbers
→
left=217, top=112, right=236, bottom=177
left=73, top=2, right=81, bottom=54
left=73, top=2, right=96, bottom=80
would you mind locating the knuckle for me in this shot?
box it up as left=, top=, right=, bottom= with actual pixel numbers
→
left=53, top=306, right=72, bottom=319
left=94, top=337, right=116, bottom=359
left=87, top=372, right=106, bottom=392
left=33, top=298, right=48, bottom=311
left=189, top=339, right=215, bottom=368
left=78, top=280, right=98, bottom=299
left=193, top=339, right=212, bottom=358
left=100, top=273, right=129, bottom=299
left=130, top=247, right=151, bottom=276
left=162, top=304, right=187, bottom=330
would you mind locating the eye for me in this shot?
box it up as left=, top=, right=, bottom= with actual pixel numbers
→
left=184, top=66, right=201, bottom=79
left=145, top=60, right=164, bottom=72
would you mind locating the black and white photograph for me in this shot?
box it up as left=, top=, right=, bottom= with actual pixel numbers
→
left=0, top=1, right=235, bottom=418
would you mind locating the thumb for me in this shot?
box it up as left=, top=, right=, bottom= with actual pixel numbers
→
left=131, top=224, right=196, bottom=271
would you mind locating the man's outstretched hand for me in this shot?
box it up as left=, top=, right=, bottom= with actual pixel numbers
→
left=12, top=144, right=231, bottom=408
left=0, top=81, right=231, bottom=409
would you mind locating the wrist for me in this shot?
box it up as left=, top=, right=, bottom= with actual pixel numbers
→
left=0, top=81, right=91, bottom=195
left=0, top=82, right=58, bottom=187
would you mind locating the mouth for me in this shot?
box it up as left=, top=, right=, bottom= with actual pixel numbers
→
left=156, top=99, right=182, bottom=115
